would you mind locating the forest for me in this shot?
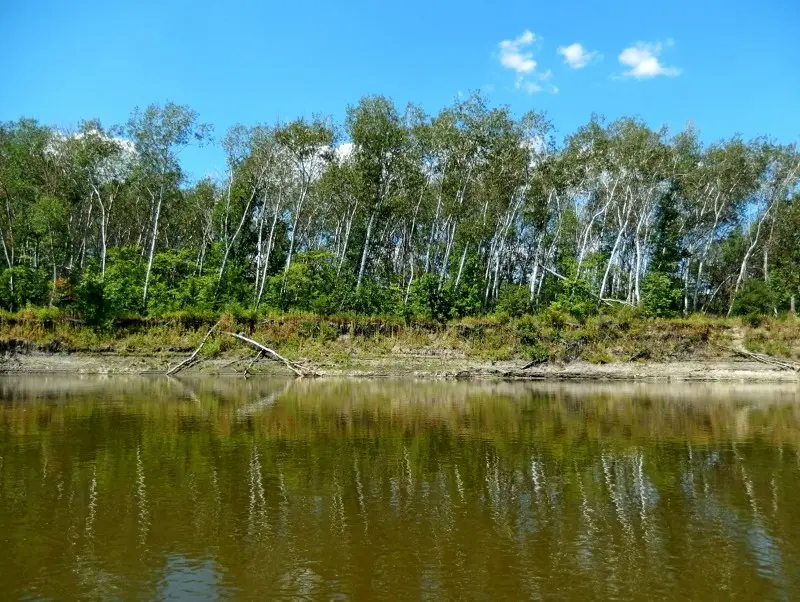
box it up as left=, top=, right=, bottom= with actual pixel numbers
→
left=1, top=94, right=798, bottom=326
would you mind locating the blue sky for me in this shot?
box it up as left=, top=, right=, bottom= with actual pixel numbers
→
left=1, top=0, right=798, bottom=178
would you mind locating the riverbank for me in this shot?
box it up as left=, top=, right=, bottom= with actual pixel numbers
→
left=0, top=312, right=798, bottom=381
left=0, top=351, right=798, bottom=382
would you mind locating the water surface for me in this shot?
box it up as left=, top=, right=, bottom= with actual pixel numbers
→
left=1, top=376, right=800, bottom=600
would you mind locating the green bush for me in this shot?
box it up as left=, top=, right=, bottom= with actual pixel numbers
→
left=743, top=312, right=764, bottom=328
left=74, top=270, right=108, bottom=326
left=147, top=249, right=220, bottom=314
left=406, top=274, right=452, bottom=322
left=549, top=276, right=597, bottom=323
left=538, top=305, right=572, bottom=329
left=262, top=251, right=345, bottom=314
left=103, top=247, right=145, bottom=316
left=496, top=284, right=532, bottom=318
left=0, top=266, right=50, bottom=310
left=731, top=279, right=775, bottom=317
left=515, top=315, right=540, bottom=346
left=641, top=272, right=681, bottom=318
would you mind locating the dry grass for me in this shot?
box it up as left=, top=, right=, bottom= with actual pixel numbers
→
left=0, top=309, right=797, bottom=365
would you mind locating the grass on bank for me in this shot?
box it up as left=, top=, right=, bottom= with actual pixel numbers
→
left=1, top=305, right=798, bottom=365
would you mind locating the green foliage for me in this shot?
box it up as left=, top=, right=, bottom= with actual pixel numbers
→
left=731, top=279, right=775, bottom=317
left=549, top=278, right=597, bottom=323
left=0, top=98, right=798, bottom=326
left=769, top=196, right=800, bottom=311
left=102, top=248, right=146, bottom=316
left=406, top=274, right=452, bottom=322
left=73, top=270, right=107, bottom=326
left=351, top=281, right=403, bottom=318
left=147, top=249, right=218, bottom=314
left=649, top=187, right=684, bottom=274
left=538, top=305, right=572, bottom=329
left=263, top=251, right=343, bottom=314
left=495, top=284, right=532, bottom=319
left=641, top=272, right=681, bottom=318
left=0, top=267, right=50, bottom=311
left=448, top=256, right=484, bottom=319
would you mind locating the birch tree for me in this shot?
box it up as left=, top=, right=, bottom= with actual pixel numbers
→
left=274, top=118, right=335, bottom=289
left=346, top=96, right=407, bottom=291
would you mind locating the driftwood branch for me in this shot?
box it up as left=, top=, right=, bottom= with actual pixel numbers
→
left=166, top=320, right=220, bottom=376
left=720, top=345, right=800, bottom=372
left=245, top=351, right=263, bottom=375
left=223, top=332, right=318, bottom=377
left=236, top=381, right=293, bottom=418
left=522, top=358, right=547, bottom=370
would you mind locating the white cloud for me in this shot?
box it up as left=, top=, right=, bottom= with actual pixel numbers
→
left=498, top=30, right=558, bottom=94
left=557, top=43, right=600, bottom=69
left=618, top=41, right=680, bottom=78
left=514, top=76, right=559, bottom=95
left=498, top=30, right=537, bottom=73
left=515, top=76, right=542, bottom=95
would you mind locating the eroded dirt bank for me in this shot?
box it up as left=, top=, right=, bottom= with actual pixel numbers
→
left=0, top=350, right=798, bottom=382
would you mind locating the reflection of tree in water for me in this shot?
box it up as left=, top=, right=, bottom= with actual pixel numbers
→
left=136, top=445, right=149, bottom=547
left=247, top=443, right=268, bottom=543
left=1, top=377, right=800, bottom=598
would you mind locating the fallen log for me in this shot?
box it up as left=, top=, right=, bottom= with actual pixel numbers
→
left=521, top=358, right=547, bottom=370
left=166, top=321, right=220, bottom=376
left=720, top=345, right=800, bottom=372
left=223, top=332, right=318, bottom=377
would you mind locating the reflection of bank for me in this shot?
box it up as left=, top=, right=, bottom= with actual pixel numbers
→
left=158, top=555, right=230, bottom=601
left=0, top=376, right=798, bottom=600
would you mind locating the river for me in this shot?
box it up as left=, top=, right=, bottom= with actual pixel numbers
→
left=1, top=376, right=799, bottom=599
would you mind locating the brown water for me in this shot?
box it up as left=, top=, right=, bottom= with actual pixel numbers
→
left=2, top=377, right=800, bottom=600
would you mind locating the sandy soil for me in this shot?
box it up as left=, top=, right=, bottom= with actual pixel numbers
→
left=0, top=350, right=798, bottom=382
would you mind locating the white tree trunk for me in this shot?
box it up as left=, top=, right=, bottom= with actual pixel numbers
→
left=142, top=186, right=163, bottom=309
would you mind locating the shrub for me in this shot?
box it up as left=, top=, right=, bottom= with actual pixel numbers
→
left=549, top=276, right=597, bottom=323
left=103, top=248, right=145, bottom=316
left=538, top=305, right=572, bottom=329
left=74, top=270, right=108, bottom=326
left=641, top=272, right=681, bottom=318
left=406, top=274, right=452, bottom=322
left=496, top=284, right=532, bottom=319
left=731, top=279, right=775, bottom=317
left=0, top=266, right=50, bottom=310
left=515, top=315, right=541, bottom=346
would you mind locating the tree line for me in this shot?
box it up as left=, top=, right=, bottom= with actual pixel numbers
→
left=1, top=94, right=798, bottom=323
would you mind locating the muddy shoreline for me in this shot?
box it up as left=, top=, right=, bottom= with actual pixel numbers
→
left=0, top=350, right=798, bottom=382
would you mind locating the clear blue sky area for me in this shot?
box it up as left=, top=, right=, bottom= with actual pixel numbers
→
left=2, top=0, right=798, bottom=178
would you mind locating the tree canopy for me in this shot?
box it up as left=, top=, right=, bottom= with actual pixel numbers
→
left=0, top=95, right=798, bottom=323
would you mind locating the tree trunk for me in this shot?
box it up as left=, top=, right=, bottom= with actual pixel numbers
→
left=142, top=186, right=163, bottom=310
left=256, top=190, right=282, bottom=309
left=454, top=244, right=468, bottom=290
left=98, top=198, right=108, bottom=277
left=338, top=198, right=358, bottom=276
left=282, top=184, right=309, bottom=291
left=253, top=194, right=267, bottom=304
left=356, top=210, right=377, bottom=291
left=438, top=220, right=456, bottom=290
left=598, top=225, right=627, bottom=302
left=727, top=203, right=775, bottom=317
left=218, top=189, right=256, bottom=284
